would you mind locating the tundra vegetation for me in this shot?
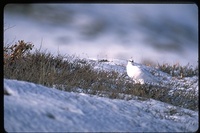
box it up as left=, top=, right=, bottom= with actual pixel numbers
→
left=4, top=40, right=198, bottom=111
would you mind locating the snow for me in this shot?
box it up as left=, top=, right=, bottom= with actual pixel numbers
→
left=90, top=59, right=198, bottom=92
left=4, top=79, right=198, bottom=132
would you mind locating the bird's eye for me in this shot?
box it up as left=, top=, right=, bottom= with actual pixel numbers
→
left=128, top=59, right=134, bottom=63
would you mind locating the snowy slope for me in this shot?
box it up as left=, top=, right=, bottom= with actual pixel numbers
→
left=90, top=58, right=198, bottom=92
left=4, top=79, right=198, bottom=132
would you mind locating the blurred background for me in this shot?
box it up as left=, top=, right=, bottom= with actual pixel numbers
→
left=4, top=4, right=198, bottom=66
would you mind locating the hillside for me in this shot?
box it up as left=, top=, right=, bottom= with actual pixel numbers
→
left=4, top=79, right=198, bottom=132
left=4, top=43, right=198, bottom=132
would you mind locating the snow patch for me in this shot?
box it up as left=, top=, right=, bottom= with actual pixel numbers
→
left=4, top=79, right=198, bottom=132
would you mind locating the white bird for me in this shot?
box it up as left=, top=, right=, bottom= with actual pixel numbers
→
left=126, top=59, right=158, bottom=84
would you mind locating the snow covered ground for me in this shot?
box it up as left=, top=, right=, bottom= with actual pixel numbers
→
left=4, top=78, right=198, bottom=132
left=90, top=58, right=198, bottom=92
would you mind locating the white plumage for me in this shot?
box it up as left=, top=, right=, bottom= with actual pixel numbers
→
left=126, top=59, right=158, bottom=84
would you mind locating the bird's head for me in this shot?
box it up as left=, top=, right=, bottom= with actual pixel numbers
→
left=127, top=59, right=134, bottom=65
left=128, top=59, right=134, bottom=63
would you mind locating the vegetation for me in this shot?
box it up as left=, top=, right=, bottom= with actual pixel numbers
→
left=4, top=40, right=198, bottom=111
left=157, top=62, right=198, bottom=77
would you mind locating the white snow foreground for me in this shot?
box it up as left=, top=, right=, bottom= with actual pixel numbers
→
left=4, top=79, right=198, bottom=132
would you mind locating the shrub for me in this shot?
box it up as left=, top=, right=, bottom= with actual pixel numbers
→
left=4, top=40, right=34, bottom=65
left=157, top=62, right=198, bottom=77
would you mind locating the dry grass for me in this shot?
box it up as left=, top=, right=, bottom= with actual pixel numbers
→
left=4, top=40, right=198, bottom=111
left=142, top=59, right=198, bottom=78
left=157, top=63, right=198, bottom=78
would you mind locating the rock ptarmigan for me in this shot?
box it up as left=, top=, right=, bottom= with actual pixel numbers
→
left=126, top=59, right=158, bottom=84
